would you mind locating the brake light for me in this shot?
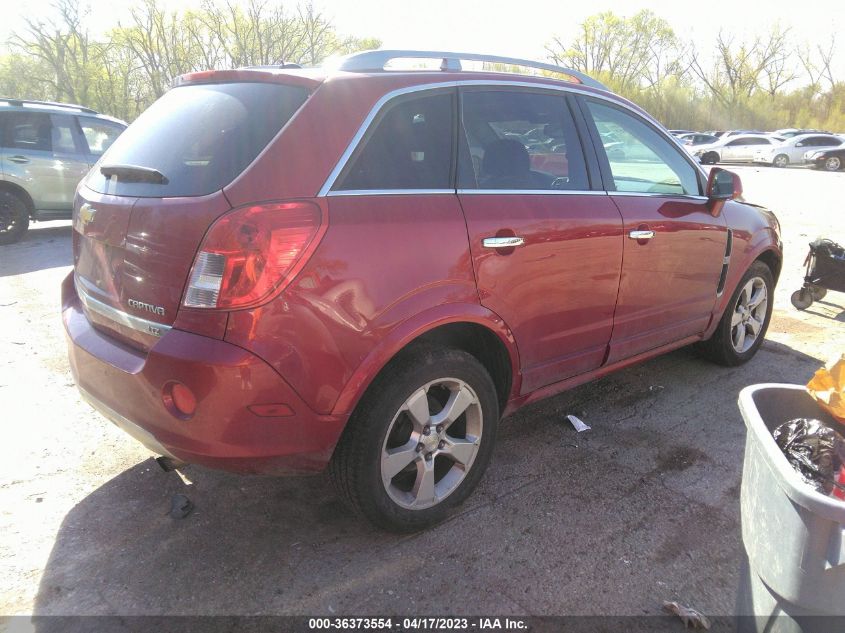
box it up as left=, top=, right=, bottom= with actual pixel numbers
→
left=183, top=201, right=322, bottom=310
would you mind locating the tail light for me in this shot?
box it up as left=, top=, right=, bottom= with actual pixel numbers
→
left=183, top=201, right=322, bottom=310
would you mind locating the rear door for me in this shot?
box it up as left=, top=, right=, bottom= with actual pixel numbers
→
left=73, top=81, right=309, bottom=349
left=0, top=111, right=89, bottom=210
left=578, top=96, right=728, bottom=363
left=457, top=88, right=624, bottom=393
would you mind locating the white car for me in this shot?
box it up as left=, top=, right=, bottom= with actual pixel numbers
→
left=691, top=134, right=784, bottom=165
left=753, top=133, right=845, bottom=168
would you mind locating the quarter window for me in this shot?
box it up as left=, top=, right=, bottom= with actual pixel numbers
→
left=79, top=118, right=125, bottom=156
left=458, top=90, right=589, bottom=190
left=585, top=100, right=700, bottom=195
left=335, top=91, right=454, bottom=191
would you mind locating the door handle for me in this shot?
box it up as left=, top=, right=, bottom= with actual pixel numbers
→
left=7, top=155, right=30, bottom=164
left=628, top=230, right=655, bottom=240
left=482, top=236, right=525, bottom=249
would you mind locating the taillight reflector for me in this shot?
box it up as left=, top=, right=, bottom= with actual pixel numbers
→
left=183, top=201, right=322, bottom=310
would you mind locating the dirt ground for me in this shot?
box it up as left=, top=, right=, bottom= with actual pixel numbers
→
left=1, top=165, right=843, bottom=620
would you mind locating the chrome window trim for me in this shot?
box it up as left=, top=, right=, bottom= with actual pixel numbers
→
left=76, top=274, right=172, bottom=338
left=317, top=79, right=647, bottom=197
left=317, top=79, right=707, bottom=199
left=609, top=192, right=708, bottom=201
left=327, top=189, right=455, bottom=197
left=457, top=189, right=608, bottom=196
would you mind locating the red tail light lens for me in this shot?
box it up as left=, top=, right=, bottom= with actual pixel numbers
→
left=183, top=201, right=322, bottom=310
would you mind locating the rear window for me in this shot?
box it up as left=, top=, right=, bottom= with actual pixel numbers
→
left=85, top=82, right=308, bottom=197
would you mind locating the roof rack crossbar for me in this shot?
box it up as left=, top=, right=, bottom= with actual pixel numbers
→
left=0, top=97, right=98, bottom=114
left=335, top=50, right=608, bottom=91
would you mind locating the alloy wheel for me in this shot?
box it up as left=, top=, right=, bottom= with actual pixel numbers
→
left=380, top=378, right=482, bottom=510
left=825, top=157, right=841, bottom=171
left=730, top=277, right=768, bottom=353
left=773, top=154, right=789, bottom=168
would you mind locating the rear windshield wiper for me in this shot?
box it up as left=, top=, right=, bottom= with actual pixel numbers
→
left=100, top=164, right=169, bottom=184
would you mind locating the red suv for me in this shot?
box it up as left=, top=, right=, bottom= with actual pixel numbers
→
left=63, top=50, right=782, bottom=531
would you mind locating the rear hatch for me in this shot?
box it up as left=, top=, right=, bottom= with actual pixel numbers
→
left=73, top=80, right=310, bottom=350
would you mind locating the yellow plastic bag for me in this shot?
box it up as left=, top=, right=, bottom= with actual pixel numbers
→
left=807, top=354, right=845, bottom=422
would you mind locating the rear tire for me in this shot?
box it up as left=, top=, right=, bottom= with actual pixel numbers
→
left=330, top=346, right=499, bottom=532
left=703, top=152, right=719, bottom=165
left=695, top=261, right=774, bottom=366
left=0, top=190, right=30, bottom=245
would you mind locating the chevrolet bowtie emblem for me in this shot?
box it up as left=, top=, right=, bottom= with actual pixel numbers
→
left=78, top=203, right=97, bottom=228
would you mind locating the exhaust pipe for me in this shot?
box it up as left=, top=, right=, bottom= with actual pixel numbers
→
left=156, top=456, right=187, bottom=472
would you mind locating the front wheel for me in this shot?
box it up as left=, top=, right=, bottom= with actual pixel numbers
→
left=695, top=261, right=774, bottom=366
left=330, top=347, right=499, bottom=532
left=824, top=156, right=842, bottom=171
left=773, top=154, right=789, bottom=168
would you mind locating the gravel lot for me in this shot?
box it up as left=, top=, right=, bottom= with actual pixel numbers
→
left=1, top=165, right=843, bottom=619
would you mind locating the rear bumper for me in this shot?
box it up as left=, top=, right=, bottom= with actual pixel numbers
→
left=62, top=272, right=348, bottom=474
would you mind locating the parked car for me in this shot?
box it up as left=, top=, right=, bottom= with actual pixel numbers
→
left=692, top=134, right=783, bottom=164
left=754, top=133, right=845, bottom=168
left=804, top=146, right=845, bottom=171
left=0, top=99, right=127, bottom=244
left=677, top=132, right=719, bottom=147
left=774, top=128, right=833, bottom=139
left=63, top=50, right=782, bottom=531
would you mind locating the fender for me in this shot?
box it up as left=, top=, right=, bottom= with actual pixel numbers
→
left=703, top=224, right=782, bottom=339
left=331, top=302, right=521, bottom=416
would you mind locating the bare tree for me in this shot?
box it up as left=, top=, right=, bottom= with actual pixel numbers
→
left=546, top=10, right=680, bottom=93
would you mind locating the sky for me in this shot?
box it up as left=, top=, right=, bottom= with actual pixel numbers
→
left=3, top=0, right=844, bottom=80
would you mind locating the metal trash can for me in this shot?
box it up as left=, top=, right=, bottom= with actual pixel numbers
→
left=737, top=383, right=845, bottom=631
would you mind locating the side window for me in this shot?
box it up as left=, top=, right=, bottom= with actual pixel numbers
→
left=78, top=118, right=125, bottom=156
left=50, top=114, right=79, bottom=154
left=727, top=138, right=748, bottom=146
left=458, top=90, right=589, bottom=191
left=808, top=136, right=838, bottom=147
left=749, top=138, right=770, bottom=146
left=4, top=112, right=51, bottom=152
left=334, top=91, right=453, bottom=191
left=585, top=100, right=700, bottom=196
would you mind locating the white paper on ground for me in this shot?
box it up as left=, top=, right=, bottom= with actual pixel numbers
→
left=566, top=414, right=591, bottom=432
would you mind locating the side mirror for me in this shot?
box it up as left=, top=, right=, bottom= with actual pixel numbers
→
left=707, top=167, right=742, bottom=200
left=706, top=168, right=742, bottom=216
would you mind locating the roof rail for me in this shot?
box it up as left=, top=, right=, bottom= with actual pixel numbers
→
left=0, top=97, right=98, bottom=115
left=334, top=50, right=608, bottom=91
left=241, top=63, right=303, bottom=70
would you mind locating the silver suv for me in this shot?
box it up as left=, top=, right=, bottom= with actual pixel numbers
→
left=0, top=99, right=126, bottom=244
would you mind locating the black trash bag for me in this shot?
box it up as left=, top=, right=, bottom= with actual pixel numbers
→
left=773, top=418, right=845, bottom=495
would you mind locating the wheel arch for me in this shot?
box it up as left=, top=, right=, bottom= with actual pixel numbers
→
left=755, top=248, right=782, bottom=284
left=331, top=305, right=521, bottom=419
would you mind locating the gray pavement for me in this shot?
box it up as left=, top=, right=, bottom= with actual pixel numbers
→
left=1, top=165, right=843, bottom=618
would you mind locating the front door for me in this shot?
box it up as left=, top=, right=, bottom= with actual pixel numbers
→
left=579, top=97, right=728, bottom=363
left=457, top=88, right=624, bottom=393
